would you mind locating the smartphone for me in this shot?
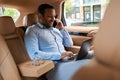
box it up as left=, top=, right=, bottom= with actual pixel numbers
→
left=53, top=15, right=58, bottom=27
left=53, top=20, right=57, bottom=27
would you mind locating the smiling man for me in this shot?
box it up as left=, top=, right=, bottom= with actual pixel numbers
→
left=24, top=4, right=90, bottom=80
left=24, top=4, right=73, bottom=61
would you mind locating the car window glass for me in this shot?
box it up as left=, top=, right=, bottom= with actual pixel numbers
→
left=64, top=0, right=110, bottom=27
left=0, top=7, right=20, bottom=22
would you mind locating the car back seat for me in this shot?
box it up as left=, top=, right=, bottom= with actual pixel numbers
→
left=0, top=16, right=30, bottom=64
left=0, top=16, right=54, bottom=80
left=23, top=13, right=38, bottom=27
left=0, top=16, right=40, bottom=80
left=0, top=34, right=21, bottom=80
left=17, top=13, right=38, bottom=40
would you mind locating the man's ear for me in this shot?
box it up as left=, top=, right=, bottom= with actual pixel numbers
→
left=38, top=13, right=42, bottom=18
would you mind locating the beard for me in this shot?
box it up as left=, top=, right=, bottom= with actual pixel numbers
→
left=43, top=22, right=53, bottom=28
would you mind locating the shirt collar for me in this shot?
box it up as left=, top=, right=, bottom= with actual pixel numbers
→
left=36, top=22, right=53, bottom=30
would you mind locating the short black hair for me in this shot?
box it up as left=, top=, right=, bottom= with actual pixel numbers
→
left=38, top=4, right=54, bottom=15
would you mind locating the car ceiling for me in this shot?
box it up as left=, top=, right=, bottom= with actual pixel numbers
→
left=0, top=0, right=64, bottom=26
left=0, top=0, right=64, bottom=13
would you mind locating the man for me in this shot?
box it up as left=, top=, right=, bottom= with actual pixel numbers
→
left=24, top=4, right=74, bottom=61
left=24, top=4, right=90, bottom=80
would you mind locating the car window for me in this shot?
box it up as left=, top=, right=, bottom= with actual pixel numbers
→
left=0, top=7, right=20, bottom=22
left=64, top=0, right=110, bottom=27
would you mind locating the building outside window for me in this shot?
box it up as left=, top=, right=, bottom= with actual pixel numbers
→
left=84, top=6, right=91, bottom=22
left=93, top=5, right=101, bottom=22
left=64, top=0, right=109, bottom=26
left=84, top=0, right=101, bottom=4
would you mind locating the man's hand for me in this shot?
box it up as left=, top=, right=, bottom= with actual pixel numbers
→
left=61, top=51, right=74, bottom=58
left=55, top=19, right=64, bottom=30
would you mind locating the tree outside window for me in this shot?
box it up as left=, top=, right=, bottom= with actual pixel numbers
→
left=0, top=7, right=20, bottom=22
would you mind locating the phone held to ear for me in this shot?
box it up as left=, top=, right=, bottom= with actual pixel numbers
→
left=53, top=21, right=57, bottom=27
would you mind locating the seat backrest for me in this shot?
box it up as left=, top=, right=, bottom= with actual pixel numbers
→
left=0, top=34, right=21, bottom=80
left=17, top=13, right=38, bottom=40
left=0, top=16, right=30, bottom=64
left=23, top=13, right=38, bottom=27
left=72, top=0, right=120, bottom=80
left=94, top=0, right=120, bottom=69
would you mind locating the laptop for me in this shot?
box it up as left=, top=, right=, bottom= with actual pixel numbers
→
left=62, top=39, right=93, bottom=62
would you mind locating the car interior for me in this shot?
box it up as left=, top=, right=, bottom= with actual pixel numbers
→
left=1, top=0, right=120, bottom=80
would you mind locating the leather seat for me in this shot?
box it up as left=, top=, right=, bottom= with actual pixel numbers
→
left=0, top=73, right=3, bottom=80
left=0, top=34, right=21, bottom=80
left=0, top=16, right=30, bottom=64
left=71, top=0, right=120, bottom=80
left=0, top=16, right=53, bottom=80
left=0, top=16, right=39, bottom=80
left=17, top=13, right=38, bottom=40
left=23, top=13, right=38, bottom=27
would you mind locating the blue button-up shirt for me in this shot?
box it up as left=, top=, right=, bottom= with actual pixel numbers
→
left=24, top=22, right=73, bottom=60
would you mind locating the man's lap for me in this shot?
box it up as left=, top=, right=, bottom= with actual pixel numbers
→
left=46, top=59, right=89, bottom=80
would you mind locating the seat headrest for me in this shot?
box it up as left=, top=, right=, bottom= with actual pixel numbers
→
left=0, top=16, right=15, bottom=35
left=23, top=13, right=38, bottom=27
left=94, top=0, right=120, bottom=69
